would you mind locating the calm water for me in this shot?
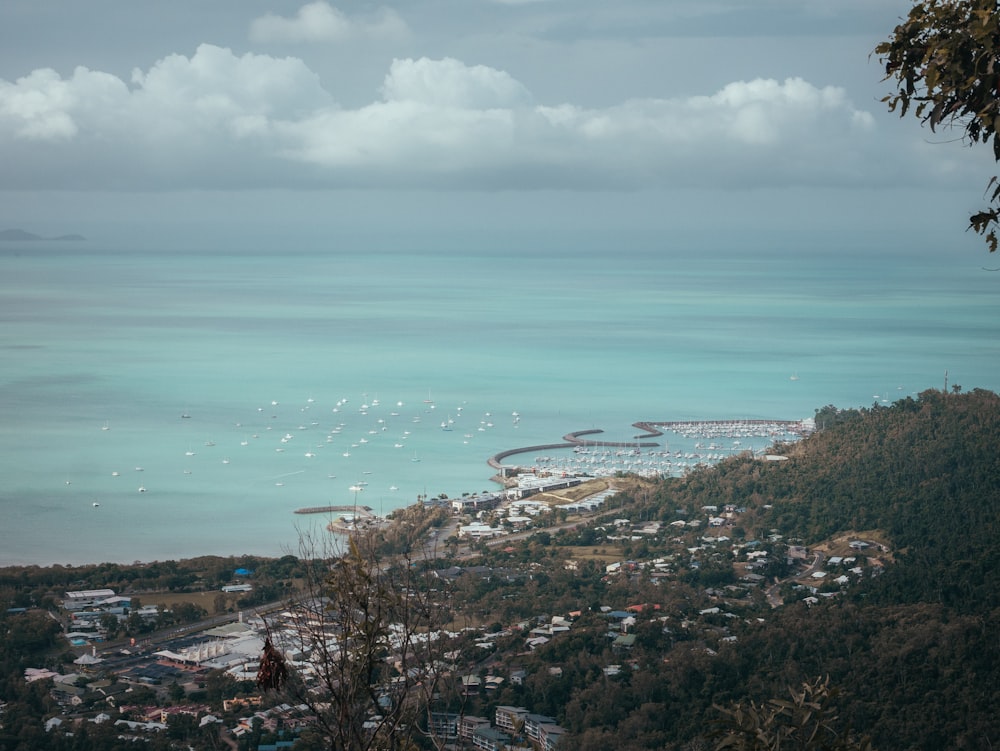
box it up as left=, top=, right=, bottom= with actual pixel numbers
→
left=2, top=230, right=997, bottom=565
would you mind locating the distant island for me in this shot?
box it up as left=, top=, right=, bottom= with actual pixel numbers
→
left=0, top=228, right=85, bottom=241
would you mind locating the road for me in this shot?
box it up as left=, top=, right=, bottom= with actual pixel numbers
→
left=765, top=552, right=825, bottom=608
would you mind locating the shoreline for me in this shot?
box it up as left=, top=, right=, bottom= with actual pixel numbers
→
left=0, top=417, right=812, bottom=569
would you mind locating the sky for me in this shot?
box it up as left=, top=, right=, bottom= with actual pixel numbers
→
left=0, top=0, right=995, bottom=249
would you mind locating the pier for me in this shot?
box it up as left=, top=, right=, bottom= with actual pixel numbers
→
left=294, top=505, right=373, bottom=516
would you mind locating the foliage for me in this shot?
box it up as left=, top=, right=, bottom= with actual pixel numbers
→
left=712, top=676, right=871, bottom=751
left=0, top=610, right=62, bottom=661
left=875, top=0, right=1000, bottom=251
left=264, top=530, right=455, bottom=751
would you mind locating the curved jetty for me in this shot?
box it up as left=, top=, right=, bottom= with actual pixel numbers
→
left=294, top=504, right=373, bottom=515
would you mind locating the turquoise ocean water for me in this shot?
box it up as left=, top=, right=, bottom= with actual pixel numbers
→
left=2, top=230, right=998, bottom=565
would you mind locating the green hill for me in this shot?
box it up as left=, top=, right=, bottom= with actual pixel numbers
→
left=559, top=388, right=1000, bottom=749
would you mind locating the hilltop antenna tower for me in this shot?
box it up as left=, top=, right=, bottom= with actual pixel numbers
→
left=944, top=370, right=949, bottom=393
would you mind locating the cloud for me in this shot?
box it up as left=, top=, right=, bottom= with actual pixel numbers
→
left=0, top=66, right=127, bottom=141
left=0, top=44, right=952, bottom=193
left=381, top=57, right=532, bottom=109
left=249, top=2, right=408, bottom=43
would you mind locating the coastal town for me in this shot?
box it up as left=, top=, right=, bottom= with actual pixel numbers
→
left=11, top=441, right=891, bottom=751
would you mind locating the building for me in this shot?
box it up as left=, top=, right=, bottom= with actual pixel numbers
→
left=459, top=715, right=491, bottom=740
left=495, top=705, right=528, bottom=734
left=428, top=712, right=460, bottom=741
left=472, top=726, right=512, bottom=751
left=62, top=589, right=116, bottom=611
left=524, top=713, right=558, bottom=742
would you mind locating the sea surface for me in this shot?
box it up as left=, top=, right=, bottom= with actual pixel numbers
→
left=2, top=229, right=998, bottom=566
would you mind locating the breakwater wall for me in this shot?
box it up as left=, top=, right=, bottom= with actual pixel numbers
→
left=294, top=505, right=373, bottom=515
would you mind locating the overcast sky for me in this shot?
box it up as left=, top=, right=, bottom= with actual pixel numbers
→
left=0, top=0, right=993, bottom=246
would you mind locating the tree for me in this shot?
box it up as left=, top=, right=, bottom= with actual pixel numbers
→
left=876, top=0, right=1000, bottom=251
left=99, top=612, right=120, bottom=640
left=711, top=677, right=872, bottom=751
left=258, top=528, right=459, bottom=751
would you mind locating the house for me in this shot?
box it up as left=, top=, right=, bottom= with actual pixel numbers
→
left=44, top=717, right=64, bottom=733
left=25, top=667, right=61, bottom=683
left=613, top=633, right=637, bottom=651
left=461, top=675, right=482, bottom=696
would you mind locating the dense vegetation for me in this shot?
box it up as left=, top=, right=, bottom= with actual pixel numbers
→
left=428, top=389, right=1000, bottom=749
left=2, top=388, right=999, bottom=749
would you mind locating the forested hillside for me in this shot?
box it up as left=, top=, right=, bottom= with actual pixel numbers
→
left=557, top=388, right=1000, bottom=749
left=738, top=388, right=1000, bottom=610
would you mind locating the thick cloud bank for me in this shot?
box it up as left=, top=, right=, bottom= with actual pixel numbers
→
left=0, top=44, right=882, bottom=191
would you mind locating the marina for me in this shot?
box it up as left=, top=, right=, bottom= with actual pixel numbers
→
left=489, top=419, right=812, bottom=480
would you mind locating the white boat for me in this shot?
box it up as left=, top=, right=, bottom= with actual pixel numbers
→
left=92, top=502, right=100, bottom=507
